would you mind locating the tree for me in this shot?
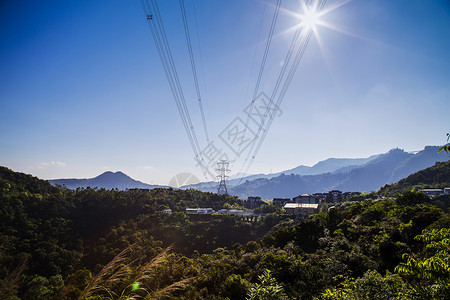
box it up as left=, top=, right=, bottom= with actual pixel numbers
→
left=395, top=228, right=450, bottom=298
left=438, top=133, right=450, bottom=154
left=317, top=271, right=410, bottom=300
left=246, top=270, right=287, bottom=300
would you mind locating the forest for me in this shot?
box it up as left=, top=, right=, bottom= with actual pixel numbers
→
left=0, top=161, right=449, bottom=299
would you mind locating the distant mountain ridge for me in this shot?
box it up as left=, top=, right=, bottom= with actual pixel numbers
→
left=227, top=146, right=449, bottom=199
left=183, top=154, right=381, bottom=191
left=49, top=171, right=165, bottom=190
left=48, top=145, right=448, bottom=195
left=283, top=155, right=380, bottom=176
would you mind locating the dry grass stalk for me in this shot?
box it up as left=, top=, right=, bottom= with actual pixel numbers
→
left=145, top=277, right=194, bottom=300
left=0, top=257, right=27, bottom=299
left=77, top=245, right=134, bottom=300
left=77, top=243, right=194, bottom=300
left=132, top=244, right=174, bottom=283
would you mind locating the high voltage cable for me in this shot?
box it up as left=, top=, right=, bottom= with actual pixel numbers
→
left=244, top=0, right=327, bottom=177
left=253, top=30, right=313, bottom=157
left=258, top=0, right=327, bottom=156
left=142, top=0, right=195, bottom=155
left=231, top=0, right=282, bottom=174
left=192, top=1, right=212, bottom=152
left=252, top=0, right=282, bottom=101
left=236, top=22, right=304, bottom=182
left=152, top=0, right=201, bottom=158
left=237, top=16, right=305, bottom=179
left=237, top=0, right=327, bottom=183
left=179, top=0, right=210, bottom=144
left=141, top=0, right=327, bottom=184
left=140, top=0, right=208, bottom=175
left=243, top=1, right=268, bottom=106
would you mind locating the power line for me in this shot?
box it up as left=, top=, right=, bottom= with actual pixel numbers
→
left=140, top=0, right=208, bottom=175
left=252, top=0, right=282, bottom=101
left=236, top=0, right=328, bottom=183
left=249, top=0, right=327, bottom=172
left=237, top=11, right=305, bottom=181
left=141, top=0, right=328, bottom=186
left=179, top=0, right=210, bottom=144
left=232, top=0, right=283, bottom=173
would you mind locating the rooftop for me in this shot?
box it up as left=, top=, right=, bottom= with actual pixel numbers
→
left=284, top=203, right=319, bottom=209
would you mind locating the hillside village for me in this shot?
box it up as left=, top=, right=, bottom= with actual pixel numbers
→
left=183, top=187, right=450, bottom=219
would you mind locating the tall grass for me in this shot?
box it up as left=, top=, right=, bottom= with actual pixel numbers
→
left=75, top=244, right=195, bottom=300
left=0, top=254, right=27, bottom=299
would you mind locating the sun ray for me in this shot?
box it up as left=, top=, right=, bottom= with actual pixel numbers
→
left=313, top=21, right=340, bottom=90
left=280, top=0, right=356, bottom=38
left=318, top=21, right=386, bottom=46
left=318, top=0, right=355, bottom=17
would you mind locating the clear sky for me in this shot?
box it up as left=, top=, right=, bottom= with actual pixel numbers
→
left=1, top=0, right=449, bottom=186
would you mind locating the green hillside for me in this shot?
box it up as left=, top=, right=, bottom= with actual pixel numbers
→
left=379, top=160, right=450, bottom=196
left=1, top=166, right=449, bottom=299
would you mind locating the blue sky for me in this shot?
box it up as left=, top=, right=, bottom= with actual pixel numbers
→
left=1, top=0, right=449, bottom=186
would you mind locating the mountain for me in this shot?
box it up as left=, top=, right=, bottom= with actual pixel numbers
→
left=49, top=171, right=165, bottom=190
left=182, top=154, right=380, bottom=191
left=379, top=160, right=450, bottom=196
left=184, top=173, right=278, bottom=192
left=227, top=146, right=448, bottom=199
left=283, top=155, right=380, bottom=176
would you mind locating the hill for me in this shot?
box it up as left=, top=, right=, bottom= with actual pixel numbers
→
left=379, top=160, right=450, bottom=196
left=229, top=146, right=448, bottom=198
left=49, top=171, right=166, bottom=190
left=1, top=165, right=449, bottom=299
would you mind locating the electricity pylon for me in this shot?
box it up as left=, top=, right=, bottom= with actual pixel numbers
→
left=216, top=160, right=230, bottom=195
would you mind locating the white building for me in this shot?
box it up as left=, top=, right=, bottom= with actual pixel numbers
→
left=218, top=209, right=254, bottom=216
left=419, top=188, right=450, bottom=198
left=186, top=208, right=214, bottom=214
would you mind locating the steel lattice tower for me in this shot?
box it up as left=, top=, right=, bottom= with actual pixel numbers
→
left=216, top=160, right=230, bottom=195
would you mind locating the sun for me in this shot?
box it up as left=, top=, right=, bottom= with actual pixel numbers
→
left=299, top=5, right=321, bottom=30
left=280, top=0, right=355, bottom=39
left=280, top=0, right=328, bottom=35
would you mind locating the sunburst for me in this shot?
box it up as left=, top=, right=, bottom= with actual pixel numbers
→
left=282, top=0, right=355, bottom=37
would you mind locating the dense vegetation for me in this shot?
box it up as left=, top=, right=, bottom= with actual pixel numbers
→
left=1, top=165, right=449, bottom=299
left=379, top=160, right=450, bottom=196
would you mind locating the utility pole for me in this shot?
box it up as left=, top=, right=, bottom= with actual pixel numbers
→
left=216, top=160, right=230, bottom=195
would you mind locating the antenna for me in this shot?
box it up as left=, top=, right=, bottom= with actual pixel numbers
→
left=216, top=160, right=230, bottom=195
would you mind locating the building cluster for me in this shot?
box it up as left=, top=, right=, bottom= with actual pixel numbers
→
left=176, top=190, right=361, bottom=219
left=165, top=187, right=450, bottom=219
left=247, top=190, right=361, bottom=219
left=418, top=188, right=450, bottom=198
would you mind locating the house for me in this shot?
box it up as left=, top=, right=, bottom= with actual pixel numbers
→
left=343, top=192, right=361, bottom=199
left=246, top=196, right=263, bottom=209
left=186, top=208, right=214, bottom=214
left=218, top=209, right=254, bottom=216
left=312, top=193, right=327, bottom=203
left=419, top=188, right=450, bottom=198
left=293, top=194, right=318, bottom=204
left=284, top=203, right=319, bottom=218
left=272, top=198, right=291, bottom=206
left=327, top=190, right=343, bottom=202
